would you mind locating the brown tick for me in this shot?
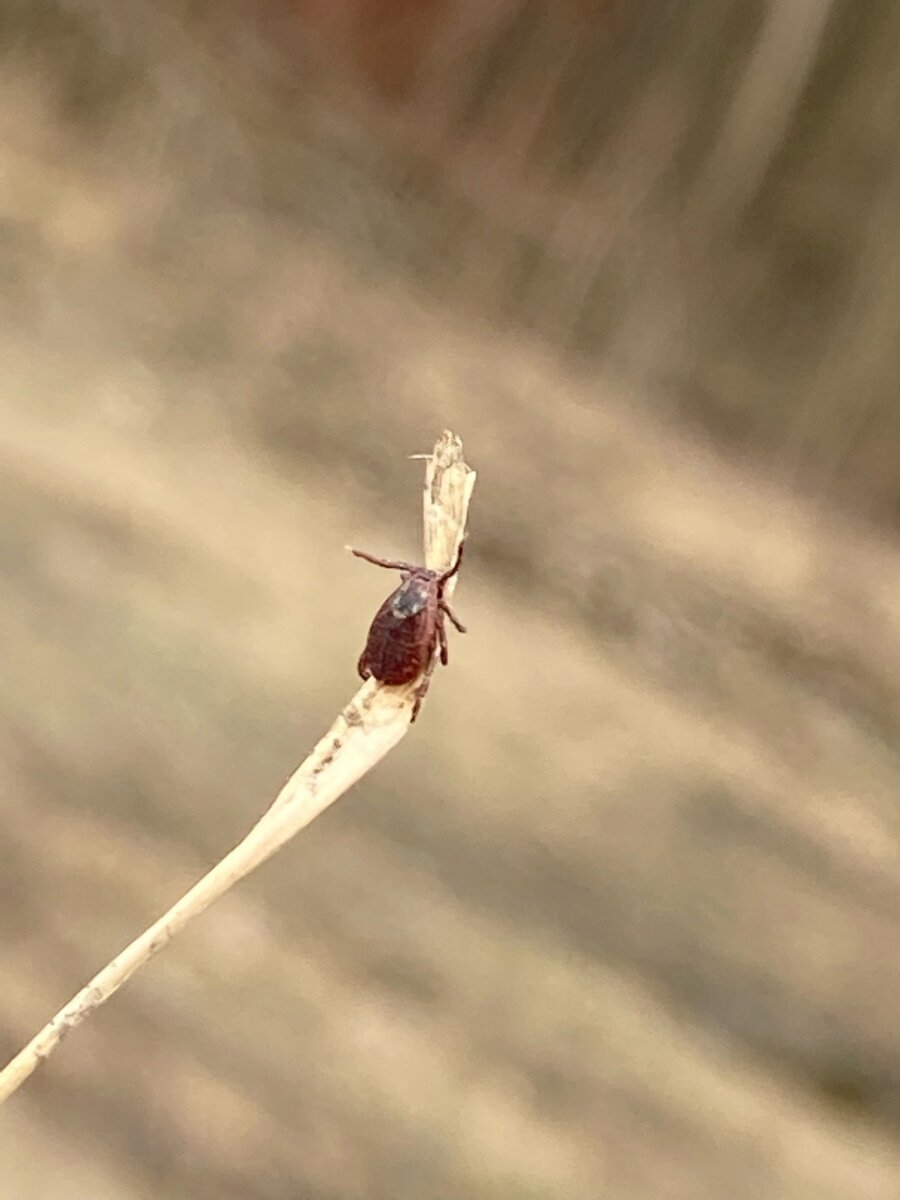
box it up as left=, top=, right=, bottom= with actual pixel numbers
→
left=351, top=541, right=466, bottom=721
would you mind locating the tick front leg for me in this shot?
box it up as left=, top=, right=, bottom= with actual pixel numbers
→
left=351, top=548, right=416, bottom=572
left=439, top=599, right=467, bottom=634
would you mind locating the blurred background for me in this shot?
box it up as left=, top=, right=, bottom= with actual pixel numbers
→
left=3, top=2, right=900, bottom=1196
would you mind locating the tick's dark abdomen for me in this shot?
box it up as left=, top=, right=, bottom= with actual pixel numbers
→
left=358, top=593, right=435, bottom=684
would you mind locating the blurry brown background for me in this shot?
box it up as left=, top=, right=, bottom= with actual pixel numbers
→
left=3, top=2, right=900, bottom=1197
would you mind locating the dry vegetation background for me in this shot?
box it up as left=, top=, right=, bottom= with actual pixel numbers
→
left=3, top=2, right=900, bottom=1197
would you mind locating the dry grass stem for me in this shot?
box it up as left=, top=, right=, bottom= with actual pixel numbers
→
left=0, top=430, right=475, bottom=1105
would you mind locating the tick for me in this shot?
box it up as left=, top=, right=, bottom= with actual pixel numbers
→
left=351, top=541, right=467, bottom=721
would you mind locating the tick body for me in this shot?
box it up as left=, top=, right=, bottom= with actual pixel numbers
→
left=352, top=541, right=466, bottom=721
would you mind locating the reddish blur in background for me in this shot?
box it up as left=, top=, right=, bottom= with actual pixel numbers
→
left=3, top=4, right=900, bottom=1198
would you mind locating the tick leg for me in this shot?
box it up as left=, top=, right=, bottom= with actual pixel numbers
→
left=437, top=613, right=449, bottom=666
left=351, top=548, right=416, bottom=572
left=438, top=539, right=466, bottom=584
left=439, top=599, right=467, bottom=634
left=411, top=651, right=438, bottom=722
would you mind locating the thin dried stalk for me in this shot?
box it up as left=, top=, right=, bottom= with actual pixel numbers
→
left=0, top=430, right=475, bottom=1105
